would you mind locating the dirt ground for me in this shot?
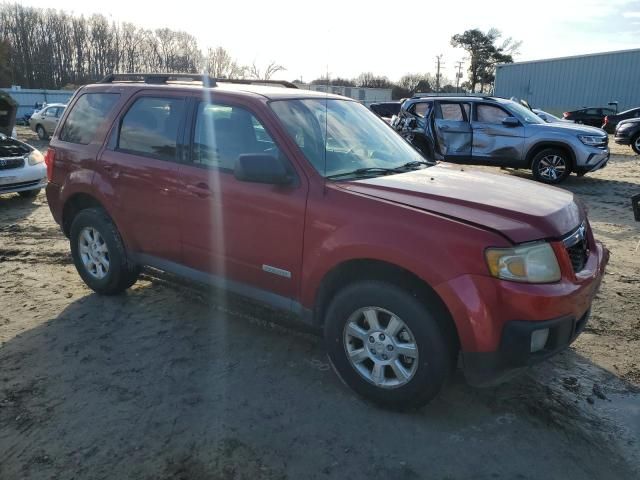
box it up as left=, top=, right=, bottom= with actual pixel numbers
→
left=1, top=127, right=639, bottom=479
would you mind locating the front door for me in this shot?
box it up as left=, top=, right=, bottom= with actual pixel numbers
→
left=471, top=103, right=524, bottom=166
left=433, top=101, right=472, bottom=162
left=97, top=93, right=186, bottom=262
left=178, top=98, right=307, bottom=299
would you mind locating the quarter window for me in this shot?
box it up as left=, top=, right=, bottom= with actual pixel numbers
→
left=60, top=93, right=120, bottom=144
left=476, top=104, right=509, bottom=123
left=414, top=103, right=431, bottom=118
left=192, top=102, right=279, bottom=170
left=118, top=97, right=185, bottom=161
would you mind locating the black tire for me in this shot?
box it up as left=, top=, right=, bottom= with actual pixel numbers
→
left=631, top=134, right=640, bottom=155
left=70, top=207, right=140, bottom=295
left=324, top=281, right=454, bottom=410
left=36, top=125, right=48, bottom=140
left=18, top=188, right=40, bottom=199
left=531, top=148, right=571, bottom=184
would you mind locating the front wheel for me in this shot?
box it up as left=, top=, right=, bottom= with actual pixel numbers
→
left=36, top=125, right=48, bottom=140
left=324, top=281, right=454, bottom=410
left=70, top=207, right=140, bottom=295
left=531, top=148, right=571, bottom=184
left=632, top=134, right=640, bottom=155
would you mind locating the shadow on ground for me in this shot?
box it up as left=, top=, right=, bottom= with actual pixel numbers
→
left=0, top=276, right=637, bottom=480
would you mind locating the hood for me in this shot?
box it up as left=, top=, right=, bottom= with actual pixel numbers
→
left=0, top=91, right=17, bottom=137
left=0, top=135, right=31, bottom=158
left=618, top=117, right=640, bottom=127
left=337, top=165, right=582, bottom=243
left=529, top=122, right=606, bottom=136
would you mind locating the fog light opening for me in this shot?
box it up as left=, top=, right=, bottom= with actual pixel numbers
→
left=530, top=328, right=550, bottom=353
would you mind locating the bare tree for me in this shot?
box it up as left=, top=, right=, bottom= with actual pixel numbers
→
left=203, top=47, right=246, bottom=78
left=249, top=61, right=285, bottom=80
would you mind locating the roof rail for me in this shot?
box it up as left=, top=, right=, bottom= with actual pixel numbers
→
left=99, top=73, right=218, bottom=86
left=98, top=73, right=298, bottom=89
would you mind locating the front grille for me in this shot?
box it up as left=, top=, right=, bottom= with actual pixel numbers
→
left=0, top=179, right=40, bottom=192
left=0, top=157, right=25, bottom=170
left=562, top=223, right=589, bottom=273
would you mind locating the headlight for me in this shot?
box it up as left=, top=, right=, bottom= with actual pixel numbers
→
left=26, top=150, right=44, bottom=165
left=485, top=242, right=561, bottom=283
left=578, top=134, right=605, bottom=146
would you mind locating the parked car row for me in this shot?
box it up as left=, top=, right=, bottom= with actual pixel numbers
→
left=390, top=95, right=610, bottom=183
left=614, top=117, right=640, bottom=154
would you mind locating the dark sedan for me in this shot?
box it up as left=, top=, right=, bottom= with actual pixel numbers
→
left=563, top=107, right=616, bottom=127
left=602, top=107, right=640, bottom=134
left=614, top=118, right=640, bottom=154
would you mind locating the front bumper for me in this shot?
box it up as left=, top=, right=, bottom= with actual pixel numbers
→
left=435, top=240, right=608, bottom=385
left=575, top=147, right=609, bottom=174
left=0, top=163, right=47, bottom=194
left=614, top=132, right=632, bottom=145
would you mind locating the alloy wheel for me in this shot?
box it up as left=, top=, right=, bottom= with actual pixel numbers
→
left=343, top=307, right=419, bottom=389
left=538, top=154, right=567, bottom=181
left=78, top=227, right=110, bottom=279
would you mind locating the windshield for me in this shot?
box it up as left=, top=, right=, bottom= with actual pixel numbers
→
left=270, top=98, right=427, bottom=178
left=506, top=101, right=546, bottom=124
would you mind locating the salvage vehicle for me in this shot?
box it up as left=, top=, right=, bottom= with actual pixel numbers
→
left=563, top=106, right=616, bottom=126
left=369, top=101, right=401, bottom=122
left=614, top=117, right=640, bottom=154
left=603, top=107, right=640, bottom=134
left=29, top=103, right=67, bottom=140
left=45, top=74, right=608, bottom=409
left=392, top=96, right=609, bottom=184
left=0, top=92, right=47, bottom=199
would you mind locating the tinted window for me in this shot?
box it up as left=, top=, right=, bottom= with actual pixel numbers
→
left=477, top=104, right=509, bottom=123
left=439, top=103, right=465, bottom=121
left=45, top=107, right=58, bottom=117
left=118, top=97, right=185, bottom=161
left=60, top=93, right=120, bottom=144
left=585, top=108, right=599, bottom=115
left=192, top=102, right=279, bottom=170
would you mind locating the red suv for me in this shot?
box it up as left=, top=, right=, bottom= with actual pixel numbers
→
left=46, top=74, right=608, bottom=409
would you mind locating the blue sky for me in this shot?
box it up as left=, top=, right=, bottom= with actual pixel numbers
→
left=19, top=0, right=640, bottom=82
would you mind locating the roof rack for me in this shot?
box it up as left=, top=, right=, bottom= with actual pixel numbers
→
left=98, top=73, right=298, bottom=89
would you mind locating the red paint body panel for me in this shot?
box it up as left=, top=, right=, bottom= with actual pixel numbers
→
left=45, top=82, right=608, bottom=364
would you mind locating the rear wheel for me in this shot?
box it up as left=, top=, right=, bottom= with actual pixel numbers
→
left=324, top=281, right=454, bottom=410
left=70, top=207, right=140, bottom=295
left=18, top=188, right=40, bottom=199
left=531, top=148, right=571, bottom=184
left=36, top=125, right=48, bottom=140
left=632, top=134, right=640, bottom=155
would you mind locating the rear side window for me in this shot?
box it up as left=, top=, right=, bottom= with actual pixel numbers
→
left=438, top=103, right=466, bottom=121
left=414, top=102, right=432, bottom=118
left=118, top=97, right=185, bottom=162
left=60, top=93, right=120, bottom=144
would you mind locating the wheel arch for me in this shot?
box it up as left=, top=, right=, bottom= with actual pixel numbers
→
left=313, top=258, right=460, bottom=351
left=526, top=142, right=576, bottom=170
left=62, top=192, right=110, bottom=237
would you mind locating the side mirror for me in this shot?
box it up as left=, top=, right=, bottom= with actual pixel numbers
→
left=502, top=116, right=520, bottom=127
left=234, top=154, right=292, bottom=185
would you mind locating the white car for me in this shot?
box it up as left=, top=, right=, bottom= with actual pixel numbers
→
left=0, top=133, right=47, bottom=199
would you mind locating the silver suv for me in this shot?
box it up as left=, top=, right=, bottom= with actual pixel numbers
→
left=391, top=96, right=609, bottom=183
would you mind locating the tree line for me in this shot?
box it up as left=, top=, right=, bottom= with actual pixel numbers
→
left=0, top=4, right=284, bottom=89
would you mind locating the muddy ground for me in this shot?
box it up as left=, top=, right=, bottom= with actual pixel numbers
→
left=0, top=127, right=639, bottom=479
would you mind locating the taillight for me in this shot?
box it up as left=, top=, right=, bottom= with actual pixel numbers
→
left=603, top=116, right=609, bottom=124
left=44, top=148, right=55, bottom=181
left=563, top=112, right=569, bottom=118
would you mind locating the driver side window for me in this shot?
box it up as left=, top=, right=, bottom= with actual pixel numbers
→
left=192, top=102, right=280, bottom=170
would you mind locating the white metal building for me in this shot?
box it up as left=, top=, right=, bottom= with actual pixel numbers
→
left=293, top=83, right=393, bottom=106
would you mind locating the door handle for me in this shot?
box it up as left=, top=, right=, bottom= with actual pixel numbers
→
left=187, top=182, right=211, bottom=198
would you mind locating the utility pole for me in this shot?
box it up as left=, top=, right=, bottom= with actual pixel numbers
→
left=455, top=60, right=464, bottom=93
left=435, top=54, right=443, bottom=93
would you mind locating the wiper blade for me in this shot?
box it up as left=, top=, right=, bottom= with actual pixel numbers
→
left=326, top=167, right=399, bottom=180
left=397, top=160, right=434, bottom=169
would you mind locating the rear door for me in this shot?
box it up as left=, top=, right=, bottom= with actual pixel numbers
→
left=42, top=107, right=61, bottom=133
left=97, top=92, right=186, bottom=262
left=177, top=97, right=308, bottom=300
left=433, top=101, right=472, bottom=162
left=471, top=103, right=524, bottom=166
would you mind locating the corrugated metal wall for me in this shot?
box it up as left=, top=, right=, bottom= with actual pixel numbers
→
left=1, top=88, right=75, bottom=118
left=494, top=49, right=640, bottom=115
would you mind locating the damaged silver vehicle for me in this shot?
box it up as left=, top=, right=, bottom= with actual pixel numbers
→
left=391, top=96, right=609, bottom=184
